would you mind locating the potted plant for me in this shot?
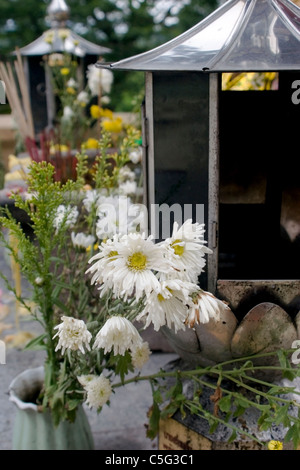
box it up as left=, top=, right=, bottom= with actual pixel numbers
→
left=0, top=126, right=143, bottom=450
left=2, top=129, right=300, bottom=450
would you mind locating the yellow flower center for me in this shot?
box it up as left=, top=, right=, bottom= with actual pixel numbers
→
left=171, top=239, right=184, bottom=256
left=157, top=293, right=166, bottom=302
left=127, top=252, right=147, bottom=271
left=268, top=440, right=283, bottom=450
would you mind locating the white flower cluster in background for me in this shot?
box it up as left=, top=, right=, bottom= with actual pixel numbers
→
left=53, top=205, right=79, bottom=232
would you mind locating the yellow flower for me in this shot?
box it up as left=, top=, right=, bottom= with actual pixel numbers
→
left=100, top=108, right=114, bottom=120
left=82, top=138, right=99, bottom=150
left=58, top=29, right=70, bottom=40
left=66, top=87, right=76, bottom=95
left=73, top=40, right=79, bottom=46
left=90, top=105, right=102, bottom=119
left=44, top=33, right=54, bottom=44
left=50, top=144, right=69, bottom=155
left=86, top=243, right=99, bottom=253
left=61, top=67, right=70, bottom=76
left=101, top=117, right=123, bottom=133
left=268, top=440, right=283, bottom=450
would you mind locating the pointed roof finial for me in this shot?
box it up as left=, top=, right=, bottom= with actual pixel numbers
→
left=46, top=0, right=70, bottom=28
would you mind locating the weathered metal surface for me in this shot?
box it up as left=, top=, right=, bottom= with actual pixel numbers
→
left=217, top=279, right=300, bottom=316
left=107, top=0, right=300, bottom=72
left=161, top=299, right=298, bottom=380
left=207, top=73, right=219, bottom=294
left=294, top=311, right=300, bottom=338
left=194, top=305, right=237, bottom=363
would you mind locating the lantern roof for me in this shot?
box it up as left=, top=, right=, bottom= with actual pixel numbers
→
left=17, top=0, right=111, bottom=57
left=104, top=0, right=300, bottom=72
left=18, top=29, right=111, bottom=57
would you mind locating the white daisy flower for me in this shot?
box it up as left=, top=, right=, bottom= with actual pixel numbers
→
left=107, top=232, right=172, bottom=300
left=77, top=90, right=89, bottom=104
left=62, top=105, right=74, bottom=121
left=80, top=374, right=112, bottom=409
left=86, top=236, right=120, bottom=288
left=119, top=181, right=137, bottom=196
left=53, top=204, right=79, bottom=231
left=96, top=195, right=134, bottom=239
left=53, top=316, right=92, bottom=354
left=118, top=165, right=136, bottom=183
left=82, top=189, right=101, bottom=212
left=129, top=147, right=142, bottom=164
left=131, top=341, right=151, bottom=369
left=66, top=78, right=78, bottom=88
left=162, top=219, right=212, bottom=281
left=93, top=316, right=143, bottom=356
left=71, top=232, right=96, bottom=249
left=137, top=279, right=195, bottom=333
left=101, top=95, right=110, bottom=105
left=77, top=375, right=96, bottom=388
left=185, top=289, right=229, bottom=327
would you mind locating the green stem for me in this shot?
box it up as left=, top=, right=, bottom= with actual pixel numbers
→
left=184, top=402, right=265, bottom=447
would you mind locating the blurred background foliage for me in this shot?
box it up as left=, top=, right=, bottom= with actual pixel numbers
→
left=0, top=0, right=218, bottom=112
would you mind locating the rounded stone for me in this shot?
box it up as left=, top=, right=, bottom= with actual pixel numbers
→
left=231, top=302, right=297, bottom=358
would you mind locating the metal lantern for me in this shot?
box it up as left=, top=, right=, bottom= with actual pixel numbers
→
left=17, top=0, right=111, bottom=134
left=102, top=0, right=300, bottom=370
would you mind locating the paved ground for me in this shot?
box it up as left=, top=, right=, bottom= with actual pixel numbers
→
left=0, top=229, right=178, bottom=451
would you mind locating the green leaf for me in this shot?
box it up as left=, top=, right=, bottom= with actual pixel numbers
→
left=228, top=429, right=237, bottom=443
left=273, top=404, right=290, bottom=426
left=147, top=400, right=161, bottom=440
left=218, top=394, right=232, bottom=413
left=23, top=333, right=47, bottom=351
left=209, top=419, right=219, bottom=434
left=51, top=296, right=70, bottom=314
left=233, top=404, right=247, bottom=418
left=108, top=351, right=134, bottom=383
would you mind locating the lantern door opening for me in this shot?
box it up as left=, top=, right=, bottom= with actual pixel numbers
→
left=218, top=72, right=300, bottom=282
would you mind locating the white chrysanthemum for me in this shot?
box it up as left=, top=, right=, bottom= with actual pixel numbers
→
left=86, top=64, right=114, bottom=96
left=101, top=95, right=110, bottom=105
left=71, top=232, right=96, bottom=249
left=131, top=341, right=151, bottom=369
left=86, top=235, right=120, bottom=291
left=105, top=233, right=172, bottom=300
left=67, top=78, right=78, bottom=88
left=161, top=219, right=212, bottom=282
left=82, top=189, right=101, bottom=212
left=119, top=181, right=137, bottom=196
left=53, top=316, right=92, bottom=354
left=129, top=147, right=142, bottom=164
left=137, top=279, right=196, bottom=333
left=77, top=374, right=95, bottom=388
left=53, top=205, right=79, bottom=231
left=185, top=289, right=229, bottom=327
left=118, top=165, right=136, bottom=183
left=77, top=90, right=89, bottom=104
left=62, top=105, right=74, bottom=120
left=79, top=374, right=112, bottom=409
left=93, top=316, right=143, bottom=356
left=95, top=195, right=135, bottom=239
